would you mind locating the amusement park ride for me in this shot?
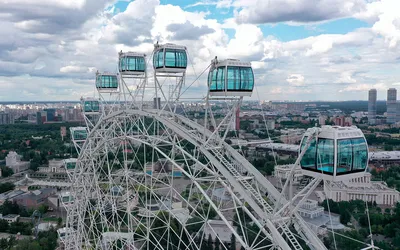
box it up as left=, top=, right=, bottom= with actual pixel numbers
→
left=58, top=43, right=378, bottom=250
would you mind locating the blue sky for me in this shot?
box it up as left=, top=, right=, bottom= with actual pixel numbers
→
left=0, top=0, right=399, bottom=101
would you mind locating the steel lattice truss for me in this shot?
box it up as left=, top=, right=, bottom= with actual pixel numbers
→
left=63, top=107, right=327, bottom=250
left=63, top=45, right=330, bottom=250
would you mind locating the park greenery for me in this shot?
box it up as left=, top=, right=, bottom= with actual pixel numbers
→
left=0, top=123, right=81, bottom=171
left=321, top=199, right=400, bottom=249
left=371, top=166, right=400, bottom=191
left=0, top=182, right=15, bottom=194
left=0, top=228, right=59, bottom=250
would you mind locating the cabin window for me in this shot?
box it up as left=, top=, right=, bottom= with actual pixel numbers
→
left=351, top=138, right=368, bottom=171
left=316, top=139, right=334, bottom=173
left=300, top=136, right=317, bottom=170
left=337, top=139, right=353, bottom=173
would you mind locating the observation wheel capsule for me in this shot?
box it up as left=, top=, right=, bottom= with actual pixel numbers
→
left=299, top=125, right=368, bottom=181
left=82, top=97, right=100, bottom=114
left=95, top=71, right=119, bottom=93
left=207, top=58, right=254, bottom=97
left=118, top=51, right=146, bottom=75
left=64, top=158, right=77, bottom=170
left=70, top=127, right=88, bottom=142
left=153, top=43, right=187, bottom=73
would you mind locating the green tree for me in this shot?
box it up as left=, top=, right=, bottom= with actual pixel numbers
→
left=0, top=219, right=9, bottom=232
left=230, top=234, right=236, bottom=250
left=57, top=217, right=62, bottom=226
left=186, top=217, right=203, bottom=234
left=214, top=236, right=220, bottom=250
left=207, top=234, right=213, bottom=249
left=0, top=182, right=15, bottom=194
left=0, top=167, right=13, bottom=178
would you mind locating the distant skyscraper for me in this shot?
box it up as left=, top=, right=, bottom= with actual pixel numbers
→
left=368, top=89, right=377, bottom=125
left=0, top=113, right=14, bottom=125
left=387, top=88, right=397, bottom=124
left=153, top=97, right=161, bottom=109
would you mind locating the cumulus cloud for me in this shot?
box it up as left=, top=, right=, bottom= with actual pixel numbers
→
left=235, top=0, right=366, bottom=24
left=335, top=71, right=357, bottom=84
left=339, top=83, right=388, bottom=92
left=167, top=21, right=215, bottom=40
left=286, top=74, right=305, bottom=86
left=0, top=0, right=114, bottom=33
left=0, top=0, right=400, bottom=101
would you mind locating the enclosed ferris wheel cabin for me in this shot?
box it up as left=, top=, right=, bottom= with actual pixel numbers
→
left=82, top=97, right=100, bottom=114
left=95, top=71, right=119, bottom=93
left=299, top=125, right=369, bottom=181
left=118, top=51, right=146, bottom=76
left=153, top=43, right=188, bottom=73
left=208, top=58, right=255, bottom=97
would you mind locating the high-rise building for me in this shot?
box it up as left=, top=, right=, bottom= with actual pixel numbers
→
left=0, top=113, right=14, bottom=125
left=368, top=89, right=377, bottom=125
left=387, top=88, right=397, bottom=124
left=44, top=108, right=56, bottom=122
left=153, top=97, right=161, bottom=109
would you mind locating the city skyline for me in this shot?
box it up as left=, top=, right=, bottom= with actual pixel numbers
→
left=0, top=0, right=400, bottom=102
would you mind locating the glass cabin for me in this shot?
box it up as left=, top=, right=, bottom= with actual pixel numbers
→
left=70, top=127, right=88, bottom=141
left=153, top=43, right=187, bottom=73
left=64, top=158, right=77, bottom=170
left=96, top=72, right=119, bottom=92
left=82, top=98, right=100, bottom=113
left=207, top=58, right=254, bottom=97
left=299, top=126, right=368, bottom=181
left=118, top=51, right=146, bottom=75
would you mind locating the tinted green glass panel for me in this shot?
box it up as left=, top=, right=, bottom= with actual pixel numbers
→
left=74, top=130, right=87, bottom=140
left=211, top=69, right=218, bottom=90
left=120, top=57, right=145, bottom=71
left=337, top=139, right=352, bottom=173
left=300, top=136, right=317, bottom=170
left=165, top=50, right=175, bottom=67
left=352, top=138, right=368, bottom=171
left=217, top=67, right=225, bottom=90
left=84, top=101, right=99, bottom=112
left=158, top=51, right=164, bottom=68
left=227, top=67, right=239, bottom=90
left=316, top=139, right=334, bottom=173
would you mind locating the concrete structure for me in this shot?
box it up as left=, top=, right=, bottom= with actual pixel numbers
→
left=369, top=151, right=400, bottom=166
left=387, top=88, right=397, bottom=124
left=14, top=188, right=56, bottom=208
left=38, top=222, right=57, bottom=232
left=203, top=220, right=239, bottom=244
left=0, top=214, right=20, bottom=223
left=5, top=151, right=29, bottom=173
left=273, top=164, right=303, bottom=184
left=325, top=172, right=400, bottom=206
left=368, top=89, right=377, bottom=125
left=297, top=199, right=324, bottom=219
left=145, top=159, right=182, bottom=177
left=0, top=190, right=26, bottom=205
left=318, top=115, right=327, bottom=126
left=38, top=160, right=66, bottom=173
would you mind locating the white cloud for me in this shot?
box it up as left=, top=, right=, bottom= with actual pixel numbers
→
left=60, top=66, right=90, bottom=73
left=0, top=0, right=400, bottom=102
left=286, top=74, right=305, bottom=86
left=235, top=0, right=366, bottom=24
left=339, top=82, right=388, bottom=92
left=335, top=72, right=357, bottom=84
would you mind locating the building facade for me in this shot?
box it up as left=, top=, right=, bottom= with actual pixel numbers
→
left=387, top=88, right=397, bottom=124
left=324, top=172, right=400, bottom=206
left=0, top=113, right=14, bottom=125
left=5, top=151, right=29, bottom=173
left=368, top=89, right=377, bottom=125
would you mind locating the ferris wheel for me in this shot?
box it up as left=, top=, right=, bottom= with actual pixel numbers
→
left=61, top=42, right=379, bottom=250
